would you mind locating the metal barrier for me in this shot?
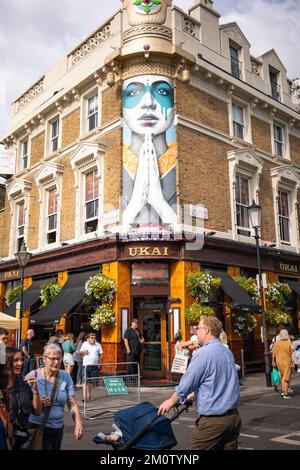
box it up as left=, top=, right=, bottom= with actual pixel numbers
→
left=80, top=362, right=141, bottom=420
left=240, top=349, right=245, bottom=379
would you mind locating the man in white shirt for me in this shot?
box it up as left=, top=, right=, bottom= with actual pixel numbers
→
left=80, top=332, right=103, bottom=401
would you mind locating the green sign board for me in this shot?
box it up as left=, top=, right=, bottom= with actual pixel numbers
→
left=103, top=377, right=128, bottom=395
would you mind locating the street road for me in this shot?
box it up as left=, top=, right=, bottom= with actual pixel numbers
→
left=62, top=374, right=300, bottom=451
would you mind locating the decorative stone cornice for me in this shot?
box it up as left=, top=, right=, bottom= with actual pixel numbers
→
left=122, top=56, right=175, bottom=79
left=14, top=77, right=45, bottom=113
left=69, top=22, right=111, bottom=66
left=123, top=25, right=172, bottom=44
left=6, top=178, right=32, bottom=200
left=35, top=162, right=64, bottom=186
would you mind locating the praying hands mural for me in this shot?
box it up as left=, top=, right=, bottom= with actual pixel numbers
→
left=122, top=75, right=177, bottom=232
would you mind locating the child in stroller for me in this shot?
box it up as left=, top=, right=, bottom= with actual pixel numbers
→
left=93, top=400, right=191, bottom=450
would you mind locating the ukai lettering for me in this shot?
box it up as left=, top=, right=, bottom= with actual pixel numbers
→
left=128, top=247, right=170, bottom=257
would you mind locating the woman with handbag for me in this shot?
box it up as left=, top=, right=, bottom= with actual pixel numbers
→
left=5, top=347, right=42, bottom=450
left=26, top=343, right=83, bottom=450
left=272, top=329, right=293, bottom=399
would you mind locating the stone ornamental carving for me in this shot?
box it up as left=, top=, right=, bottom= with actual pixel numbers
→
left=71, top=23, right=111, bottom=65
left=123, top=25, right=172, bottom=43
left=123, top=0, right=172, bottom=26
left=251, top=58, right=262, bottom=78
left=183, top=18, right=196, bottom=37
left=15, top=78, right=45, bottom=113
left=122, top=56, right=175, bottom=79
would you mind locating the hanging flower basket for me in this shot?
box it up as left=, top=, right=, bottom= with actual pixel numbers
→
left=265, top=309, right=291, bottom=327
left=90, top=304, right=116, bottom=329
left=185, top=303, right=215, bottom=324
left=5, top=286, right=21, bottom=306
left=234, top=276, right=259, bottom=301
left=266, top=282, right=292, bottom=308
left=232, top=311, right=257, bottom=336
left=40, top=281, right=61, bottom=308
left=187, top=271, right=221, bottom=303
left=85, top=274, right=116, bottom=303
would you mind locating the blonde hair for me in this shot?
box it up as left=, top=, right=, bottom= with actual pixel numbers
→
left=43, top=343, right=62, bottom=357
left=219, top=330, right=228, bottom=345
left=278, top=329, right=289, bottom=341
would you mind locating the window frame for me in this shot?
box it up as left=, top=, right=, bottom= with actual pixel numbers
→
left=17, top=201, right=25, bottom=251
left=84, top=169, right=99, bottom=234
left=46, top=187, right=58, bottom=245
left=229, top=42, right=242, bottom=80
left=235, top=173, right=251, bottom=237
left=46, top=114, right=61, bottom=155
left=278, top=189, right=291, bottom=245
left=271, top=120, right=290, bottom=159
left=229, top=98, right=252, bottom=143
left=80, top=86, right=101, bottom=136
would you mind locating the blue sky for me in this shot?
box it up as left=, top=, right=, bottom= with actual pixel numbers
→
left=0, top=0, right=299, bottom=138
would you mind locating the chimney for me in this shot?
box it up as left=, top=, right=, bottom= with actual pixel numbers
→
left=189, top=0, right=221, bottom=54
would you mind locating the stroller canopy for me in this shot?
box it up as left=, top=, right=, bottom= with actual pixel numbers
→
left=114, top=402, right=177, bottom=450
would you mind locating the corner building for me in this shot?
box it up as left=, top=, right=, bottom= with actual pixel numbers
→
left=1, top=0, right=300, bottom=378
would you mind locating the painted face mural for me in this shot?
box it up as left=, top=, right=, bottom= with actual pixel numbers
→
left=122, top=75, right=177, bottom=232
left=123, top=76, right=174, bottom=136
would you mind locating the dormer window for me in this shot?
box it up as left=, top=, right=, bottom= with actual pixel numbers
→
left=269, top=67, right=281, bottom=101
left=230, top=44, right=242, bottom=79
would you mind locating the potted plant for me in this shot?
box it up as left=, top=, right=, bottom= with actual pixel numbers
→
left=265, top=309, right=291, bottom=327
left=90, top=304, right=116, bottom=329
left=40, top=281, right=61, bottom=308
left=5, top=286, right=21, bottom=306
left=266, top=282, right=292, bottom=308
left=187, top=271, right=221, bottom=303
left=234, top=276, right=259, bottom=301
left=185, top=303, right=215, bottom=324
left=85, top=273, right=116, bottom=303
left=232, top=311, right=257, bottom=336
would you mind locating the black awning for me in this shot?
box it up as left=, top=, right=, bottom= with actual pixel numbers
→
left=29, top=269, right=99, bottom=326
left=5, top=277, right=53, bottom=317
left=285, top=279, right=300, bottom=296
left=211, top=270, right=260, bottom=312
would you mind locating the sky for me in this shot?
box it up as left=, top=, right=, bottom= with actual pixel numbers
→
left=0, top=0, right=299, bottom=139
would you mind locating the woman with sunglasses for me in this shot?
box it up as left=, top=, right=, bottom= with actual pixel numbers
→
left=26, top=343, right=83, bottom=450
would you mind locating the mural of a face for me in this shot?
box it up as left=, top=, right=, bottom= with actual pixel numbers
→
left=123, top=75, right=174, bottom=136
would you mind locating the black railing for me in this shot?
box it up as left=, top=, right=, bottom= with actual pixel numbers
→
left=271, top=80, right=281, bottom=101
left=231, top=57, right=242, bottom=79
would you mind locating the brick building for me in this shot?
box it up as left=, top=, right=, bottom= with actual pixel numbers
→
left=0, top=0, right=300, bottom=378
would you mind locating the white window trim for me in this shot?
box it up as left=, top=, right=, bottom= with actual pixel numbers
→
left=45, top=113, right=61, bottom=156
left=228, top=148, right=263, bottom=242
left=35, top=163, right=64, bottom=250
left=271, top=119, right=290, bottom=160
left=271, top=165, right=300, bottom=251
left=18, top=136, right=31, bottom=172
left=235, top=174, right=251, bottom=237
left=80, top=85, right=101, bottom=137
left=229, top=97, right=252, bottom=144
left=6, top=178, right=32, bottom=258
left=278, top=189, right=291, bottom=245
left=71, top=142, right=105, bottom=241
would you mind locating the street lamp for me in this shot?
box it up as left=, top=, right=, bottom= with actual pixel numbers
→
left=248, top=200, right=272, bottom=387
left=14, top=242, right=32, bottom=347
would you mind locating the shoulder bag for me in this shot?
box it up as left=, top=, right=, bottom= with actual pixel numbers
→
left=27, top=372, right=59, bottom=450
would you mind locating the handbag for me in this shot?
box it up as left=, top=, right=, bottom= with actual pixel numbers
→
left=271, top=366, right=280, bottom=386
left=171, top=354, right=189, bottom=374
left=26, top=372, right=59, bottom=450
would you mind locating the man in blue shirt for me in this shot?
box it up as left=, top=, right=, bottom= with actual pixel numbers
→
left=158, top=316, right=241, bottom=450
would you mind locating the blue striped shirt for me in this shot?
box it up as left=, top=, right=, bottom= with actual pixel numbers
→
left=175, top=339, right=240, bottom=416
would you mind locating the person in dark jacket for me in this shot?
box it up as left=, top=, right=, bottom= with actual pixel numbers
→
left=123, top=319, right=144, bottom=375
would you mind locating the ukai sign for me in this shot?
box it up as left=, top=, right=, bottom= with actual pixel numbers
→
left=121, top=244, right=179, bottom=259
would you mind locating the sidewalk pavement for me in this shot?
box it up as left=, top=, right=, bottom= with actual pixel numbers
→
left=62, top=370, right=300, bottom=450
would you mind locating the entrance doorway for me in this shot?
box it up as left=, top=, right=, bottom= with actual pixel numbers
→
left=133, top=297, right=168, bottom=378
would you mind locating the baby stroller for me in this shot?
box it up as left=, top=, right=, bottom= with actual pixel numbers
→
left=93, top=400, right=192, bottom=450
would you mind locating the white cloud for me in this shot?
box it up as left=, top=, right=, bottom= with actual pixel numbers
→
left=0, top=0, right=299, bottom=138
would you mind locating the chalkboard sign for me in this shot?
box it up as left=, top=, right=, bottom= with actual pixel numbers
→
left=36, top=356, right=44, bottom=368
